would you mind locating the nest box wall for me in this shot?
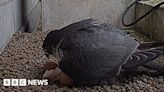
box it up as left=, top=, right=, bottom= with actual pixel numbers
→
left=0, top=0, right=41, bottom=54
left=136, top=1, right=164, bottom=42
left=42, top=0, right=135, bottom=31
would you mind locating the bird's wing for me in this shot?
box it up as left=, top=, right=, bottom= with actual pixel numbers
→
left=59, top=24, right=139, bottom=85
left=42, top=19, right=98, bottom=54
left=59, top=18, right=98, bottom=33
left=59, top=42, right=127, bottom=85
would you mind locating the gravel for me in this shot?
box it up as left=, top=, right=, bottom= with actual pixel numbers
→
left=0, top=29, right=164, bottom=92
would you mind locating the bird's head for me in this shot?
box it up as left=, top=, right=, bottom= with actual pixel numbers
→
left=42, top=31, right=57, bottom=57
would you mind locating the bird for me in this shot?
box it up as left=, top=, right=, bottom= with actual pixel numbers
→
left=42, top=19, right=164, bottom=86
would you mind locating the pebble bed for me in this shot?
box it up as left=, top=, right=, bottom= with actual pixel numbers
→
left=0, top=30, right=164, bottom=92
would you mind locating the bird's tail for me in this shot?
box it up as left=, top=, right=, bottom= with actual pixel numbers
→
left=138, top=42, right=164, bottom=50
left=122, top=46, right=164, bottom=70
left=144, top=62, right=164, bottom=73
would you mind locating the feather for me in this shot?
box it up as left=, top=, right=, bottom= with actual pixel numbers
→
left=123, top=47, right=164, bottom=69
left=43, top=19, right=164, bottom=85
left=57, top=19, right=139, bottom=85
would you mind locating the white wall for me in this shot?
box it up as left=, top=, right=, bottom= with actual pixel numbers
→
left=24, top=0, right=40, bottom=16
left=0, top=0, right=41, bottom=53
left=0, top=0, right=21, bottom=53
left=42, top=0, right=135, bottom=31
left=24, top=0, right=41, bottom=32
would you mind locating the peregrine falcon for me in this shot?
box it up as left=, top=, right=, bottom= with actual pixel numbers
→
left=42, top=19, right=164, bottom=86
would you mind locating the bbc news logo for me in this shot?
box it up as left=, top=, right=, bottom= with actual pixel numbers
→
left=3, top=79, right=48, bottom=86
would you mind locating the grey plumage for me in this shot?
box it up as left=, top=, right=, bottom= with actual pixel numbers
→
left=123, top=47, right=164, bottom=69
left=43, top=19, right=164, bottom=85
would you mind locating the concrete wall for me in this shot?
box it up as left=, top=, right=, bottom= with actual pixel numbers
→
left=0, top=0, right=134, bottom=53
left=136, top=1, right=164, bottom=42
left=0, top=0, right=21, bottom=53
left=42, top=0, right=135, bottom=31
left=24, top=0, right=41, bottom=32
left=0, top=0, right=41, bottom=53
